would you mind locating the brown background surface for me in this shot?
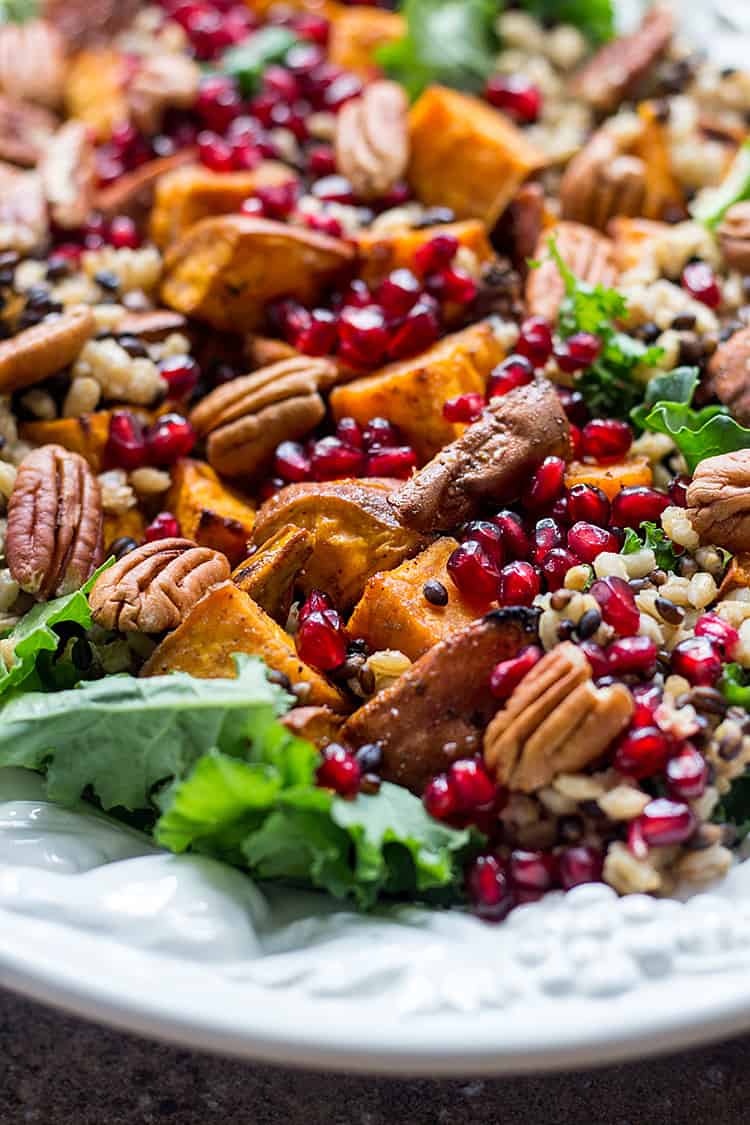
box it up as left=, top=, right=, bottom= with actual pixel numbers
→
left=2, top=986, right=749, bottom=1125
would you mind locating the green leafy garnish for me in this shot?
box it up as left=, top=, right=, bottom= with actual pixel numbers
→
left=721, top=662, right=750, bottom=710
left=519, top=0, right=614, bottom=43
left=713, top=664, right=750, bottom=839
left=691, top=138, right=750, bottom=230
left=219, top=27, right=299, bottom=96
left=0, top=0, right=38, bottom=24
left=621, top=521, right=681, bottom=572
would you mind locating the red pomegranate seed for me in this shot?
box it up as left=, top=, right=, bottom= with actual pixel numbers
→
left=466, top=854, right=514, bottom=922
left=486, top=354, right=534, bottom=398
left=145, top=413, right=195, bottom=464
left=694, top=613, right=739, bottom=658
left=531, top=517, right=564, bottom=563
left=613, top=725, right=671, bottom=779
left=262, top=63, right=300, bottom=101
left=509, top=849, right=557, bottom=891
left=323, top=72, right=363, bottom=111
left=240, top=196, right=264, bottom=217
left=447, top=540, right=500, bottom=604
left=255, top=180, right=299, bottom=219
left=274, top=440, right=311, bottom=482
left=292, top=12, right=330, bottom=44
left=366, top=446, right=416, bottom=478
left=568, top=423, right=583, bottom=460
left=413, top=233, right=458, bottom=275
left=297, top=609, right=347, bottom=670
left=377, top=269, right=421, bottom=317
left=450, top=758, right=496, bottom=810
left=559, top=846, right=603, bottom=890
left=567, top=483, right=610, bottom=527
left=302, top=211, right=343, bottom=238
left=316, top=744, right=361, bottom=797
left=310, top=436, right=365, bottom=480
left=462, top=520, right=504, bottom=566
left=443, top=391, right=485, bottom=423
left=144, top=512, right=181, bottom=542
left=337, top=279, right=371, bottom=310
left=671, top=636, right=723, bottom=686
left=337, top=305, right=389, bottom=367
left=567, top=521, right=620, bottom=564
left=311, top=174, right=355, bottom=205
left=386, top=300, right=440, bottom=360
left=159, top=354, right=199, bottom=398
left=551, top=494, right=570, bottom=524
left=554, top=331, right=602, bottom=373
left=299, top=590, right=331, bottom=622
left=196, top=75, right=241, bottom=131
left=335, top=416, right=364, bottom=449
left=108, top=215, right=140, bottom=249
left=294, top=308, right=337, bottom=356
left=490, top=645, right=542, bottom=699
left=556, top=386, right=589, bottom=426
left=105, top=410, right=146, bottom=470
left=590, top=576, right=640, bottom=636
left=197, top=131, right=234, bottom=172
left=523, top=456, right=566, bottom=511
left=666, top=744, right=708, bottom=801
left=638, top=798, right=695, bottom=846
left=579, top=640, right=609, bottom=679
left=516, top=316, right=553, bottom=368
left=541, top=547, right=578, bottom=591
left=606, top=635, right=657, bottom=678
left=485, top=74, right=542, bottom=123
left=668, top=474, right=690, bottom=507
left=423, top=773, right=458, bottom=821
left=494, top=510, right=530, bottom=560
left=439, top=266, right=478, bottom=305
left=363, top=417, right=398, bottom=449
left=286, top=41, right=326, bottom=74
left=498, top=560, right=540, bottom=606
left=581, top=418, right=632, bottom=463
left=681, top=261, right=721, bottom=308
left=611, top=486, right=670, bottom=527
left=306, top=143, right=336, bottom=176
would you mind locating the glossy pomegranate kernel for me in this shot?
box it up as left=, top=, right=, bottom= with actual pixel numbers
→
left=197, top=130, right=234, bottom=172
left=316, top=744, right=361, bottom=797
left=606, top=635, right=658, bottom=678
left=611, top=486, right=670, bottom=527
left=559, top=846, right=603, bottom=890
left=196, top=74, right=241, bottom=131
left=297, top=609, right=347, bottom=671
left=141, top=509, right=180, bottom=542
left=377, top=269, right=421, bottom=317
left=516, top=316, right=553, bottom=368
left=159, top=354, right=200, bottom=398
left=556, top=386, right=589, bottom=426
left=450, top=758, right=496, bottom=810
left=554, top=331, right=602, bottom=373
left=293, top=12, right=330, bottom=44
left=240, top=196, right=264, bottom=217
left=362, top=417, right=398, bottom=450
left=337, top=305, right=389, bottom=367
left=541, top=547, right=578, bottom=591
left=485, top=74, right=542, bottom=122
left=311, top=174, right=355, bottom=205
left=335, top=416, right=364, bottom=449
left=302, top=211, right=343, bottom=238
left=638, top=798, right=696, bottom=846
left=494, top=510, right=530, bottom=560
left=666, top=744, right=709, bottom=801
left=613, top=725, right=671, bottom=779
left=447, top=540, right=500, bottom=604
left=286, top=41, right=326, bottom=75
left=523, top=456, right=565, bottom=511
left=105, top=410, right=146, bottom=470
left=145, top=413, right=196, bottom=464
left=443, top=391, right=485, bottom=423
left=262, top=63, right=300, bottom=101
left=567, top=483, right=610, bottom=527
left=579, top=640, right=609, bottom=679
left=551, top=494, right=570, bottom=524
left=567, top=521, right=620, bottom=564
left=306, top=143, right=337, bottom=176
left=310, top=436, right=365, bottom=480
left=509, top=849, right=556, bottom=891
left=323, top=72, right=363, bottom=111
left=668, top=474, right=690, bottom=507
left=299, top=590, right=331, bottom=622
left=462, top=520, right=504, bottom=566
left=255, top=180, right=299, bottom=219
left=423, top=773, right=457, bottom=820
left=531, top=517, right=564, bottom=563
left=590, top=576, right=640, bottom=636
left=671, top=636, right=723, bottom=686
left=439, top=266, right=478, bottom=305
left=366, top=446, right=417, bottom=478
left=498, top=560, right=540, bottom=607
left=274, top=440, right=311, bottom=482
left=413, top=233, right=458, bottom=275
left=681, top=260, right=721, bottom=308
left=379, top=181, right=412, bottom=209
left=486, top=354, right=534, bottom=398
left=581, top=418, right=632, bottom=463
left=490, top=645, right=543, bottom=700
left=694, top=613, right=739, bottom=658
left=568, top=423, right=583, bottom=460
left=294, top=308, right=337, bottom=356
left=466, top=854, right=514, bottom=922
left=108, top=215, right=140, bottom=250
left=386, top=300, right=440, bottom=360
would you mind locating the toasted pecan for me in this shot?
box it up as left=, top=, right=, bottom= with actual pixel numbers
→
left=0, top=306, right=95, bottom=394
left=0, top=95, right=57, bottom=167
left=89, top=537, right=231, bottom=633
left=526, top=221, right=618, bottom=322
left=116, top=308, right=188, bottom=341
left=0, top=163, right=48, bottom=254
left=717, top=202, right=750, bottom=275
left=686, top=450, right=750, bottom=553
left=707, top=325, right=750, bottom=425
left=43, top=0, right=142, bottom=47
left=560, top=130, right=647, bottom=231
left=335, top=79, right=409, bottom=200
left=571, top=4, right=674, bottom=114
left=484, top=643, right=633, bottom=792
left=39, top=121, right=96, bottom=230
left=0, top=19, right=66, bottom=109
left=127, top=53, right=201, bottom=135
left=6, top=444, right=103, bottom=599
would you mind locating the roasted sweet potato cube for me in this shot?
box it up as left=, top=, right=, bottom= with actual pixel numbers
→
left=631, top=101, right=685, bottom=221
left=608, top=217, right=669, bottom=274
left=408, top=86, right=546, bottom=226
left=103, top=507, right=145, bottom=552
left=233, top=524, right=313, bottom=621
left=64, top=49, right=129, bottom=141
left=95, top=150, right=197, bottom=224
left=161, top=215, right=355, bottom=331
left=165, top=458, right=255, bottom=566
left=280, top=705, right=343, bottom=749
left=21, top=411, right=112, bottom=472
left=355, top=220, right=494, bottom=288
left=141, top=581, right=348, bottom=711
left=347, top=538, right=478, bottom=660
left=564, top=456, right=653, bottom=500
left=719, top=552, right=750, bottom=598
left=330, top=321, right=507, bottom=462
left=328, top=6, right=404, bottom=75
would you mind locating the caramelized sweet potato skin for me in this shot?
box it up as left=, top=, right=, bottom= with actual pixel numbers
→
left=103, top=507, right=145, bottom=552
left=330, top=322, right=507, bottom=463
left=64, top=48, right=128, bottom=140
left=564, top=456, right=653, bottom=500
left=141, top=581, right=348, bottom=711
left=161, top=215, right=355, bottom=331
left=232, top=524, right=313, bottom=622
left=21, top=411, right=112, bottom=472
left=355, top=220, right=493, bottom=289
left=342, top=608, right=539, bottom=792
left=252, top=478, right=426, bottom=609
left=165, top=458, right=256, bottom=566
left=328, top=6, right=404, bottom=76
left=407, top=86, right=546, bottom=226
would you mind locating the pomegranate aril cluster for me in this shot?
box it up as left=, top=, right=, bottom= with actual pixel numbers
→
left=106, top=410, right=196, bottom=471
left=272, top=416, right=416, bottom=488
left=297, top=590, right=347, bottom=671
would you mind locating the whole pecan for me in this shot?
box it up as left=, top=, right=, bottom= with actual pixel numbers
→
left=7, top=444, right=103, bottom=599
left=335, top=79, right=409, bottom=200
left=0, top=19, right=66, bottom=109
left=190, top=356, right=338, bottom=478
left=0, top=163, right=48, bottom=254
left=89, top=538, right=231, bottom=633
left=526, top=221, right=618, bottom=322
left=127, top=53, right=201, bottom=135
left=484, top=643, right=633, bottom=792
left=39, top=121, right=96, bottom=230
left=571, top=4, right=674, bottom=114
left=0, top=306, right=95, bottom=394
left=686, top=450, right=750, bottom=553
left=0, top=95, right=57, bottom=167
left=560, top=129, right=647, bottom=231
left=717, top=202, right=750, bottom=275
left=707, top=325, right=750, bottom=425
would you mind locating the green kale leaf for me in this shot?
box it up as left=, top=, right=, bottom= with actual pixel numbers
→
left=621, top=520, right=681, bottom=572
left=519, top=0, right=614, bottom=43
left=692, top=138, right=750, bottom=230
left=219, top=27, right=299, bottom=96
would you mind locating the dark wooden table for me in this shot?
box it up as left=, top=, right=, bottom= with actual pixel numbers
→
left=2, top=987, right=749, bottom=1124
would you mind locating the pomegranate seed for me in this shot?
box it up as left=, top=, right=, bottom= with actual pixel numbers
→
left=274, top=440, right=311, bottom=482
left=569, top=423, right=583, bottom=460
left=413, top=233, right=458, bottom=275
left=277, top=300, right=312, bottom=344
left=144, top=511, right=181, bottom=541
left=559, top=846, right=603, bottom=890
left=335, top=417, right=364, bottom=449
left=516, top=316, right=553, bottom=368
left=299, top=590, right=331, bottom=622
left=466, top=854, right=514, bottom=922
left=377, top=269, right=421, bottom=317
left=337, top=279, right=372, bottom=309
left=462, top=520, right=504, bottom=566
left=423, top=773, right=457, bottom=820
left=580, top=640, right=609, bottom=679
left=196, top=75, right=241, bottom=131
left=494, top=510, right=530, bottom=560
left=297, top=609, right=347, bottom=670
left=581, top=418, right=632, bottom=463
left=509, top=849, right=556, bottom=891
left=694, top=613, right=739, bottom=658
left=302, top=211, right=343, bottom=238
left=145, top=414, right=195, bottom=464
left=311, top=174, right=355, bottom=205
left=439, top=266, right=478, bottom=305
left=294, top=308, right=337, bottom=355
left=590, top=576, right=640, bottom=636
left=362, top=417, right=398, bottom=450
left=613, top=725, right=671, bottom=779
left=486, top=354, right=534, bottom=398
left=567, top=483, right=610, bottom=527
left=159, top=354, right=200, bottom=398
left=490, top=645, right=542, bottom=700
left=447, top=541, right=500, bottom=604
left=485, top=74, right=542, bottom=123
left=497, top=560, right=540, bottom=607
left=450, top=758, right=496, bottom=810
left=310, top=436, right=364, bottom=480
left=307, top=143, right=336, bottom=176
left=668, top=474, right=690, bottom=507
left=240, top=196, right=264, bottom=216
left=386, top=300, right=440, bottom=360
left=316, top=744, right=361, bottom=797
left=262, top=64, right=300, bottom=101
left=666, top=744, right=708, bottom=801
left=108, top=215, right=140, bottom=250
left=523, top=456, right=565, bottom=511
left=337, top=305, right=389, bottom=367
left=105, top=410, right=146, bottom=470
left=366, top=446, right=417, bottom=479
left=671, top=636, right=723, bottom=686
left=555, top=331, right=602, bottom=373
left=255, top=180, right=298, bottom=219
left=551, top=494, right=570, bottom=524
left=681, top=261, right=721, bottom=308
left=443, top=391, right=485, bottom=423
left=323, top=72, right=363, bottom=111
left=567, top=521, right=620, bottom=564
left=541, top=547, right=578, bottom=590
left=611, top=486, right=670, bottom=527
left=556, top=386, right=589, bottom=426
left=606, top=635, right=658, bottom=678
left=531, top=517, right=564, bottom=563
left=638, top=798, right=695, bottom=846
left=286, top=42, right=326, bottom=74
left=197, top=131, right=234, bottom=172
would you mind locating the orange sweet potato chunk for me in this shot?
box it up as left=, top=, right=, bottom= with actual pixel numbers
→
left=355, top=220, right=494, bottom=288
left=232, top=524, right=313, bottom=622
left=328, top=6, right=405, bottom=76
left=565, top=456, right=653, bottom=500
left=21, top=411, right=112, bottom=472
left=408, top=86, right=546, bottom=226
left=165, top=458, right=256, bottom=566
left=330, top=321, right=507, bottom=462
left=64, top=49, right=128, bottom=141
left=103, top=507, right=145, bottom=551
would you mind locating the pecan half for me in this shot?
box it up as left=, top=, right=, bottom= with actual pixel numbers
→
left=717, top=202, right=750, bottom=275
left=0, top=95, right=57, bottom=166
left=484, top=643, right=633, bottom=792
left=526, top=221, right=618, bottom=322
left=42, top=0, right=141, bottom=47
left=0, top=19, right=66, bottom=109
left=127, top=53, right=201, bottom=135
left=707, top=325, right=750, bottom=425
left=0, top=163, right=48, bottom=254
left=389, top=379, right=570, bottom=533
left=116, top=308, right=188, bottom=341
left=560, top=129, right=647, bottom=231
left=335, top=79, right=409, bottom=200
left=39, top=121, right=96, bottom=230
left=190, top=356, right=338, bottom=478
left=686, top=451, right=750, bottom=553
left=571, top=4, right=674, bottom=113
left=89, top=537, right=231, bottom=633
left=0, top=306, right=95, bottom=394
left=7, top=444, right=103, bottom=599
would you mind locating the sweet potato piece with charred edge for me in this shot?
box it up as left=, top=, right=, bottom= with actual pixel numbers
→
left=165, top=458, right=256, bottom=567
left=233, top=524, right=314, bottom=623
left=355, top=220, right=494, bottom=289
left=21, top=411, right=112, bottom=473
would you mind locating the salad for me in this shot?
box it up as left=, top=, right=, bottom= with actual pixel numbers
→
left=1, top=0, right=750, bottom=924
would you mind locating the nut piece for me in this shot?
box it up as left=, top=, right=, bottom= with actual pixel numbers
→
left=686, top=450, right=750, bottom=553
left=43, top=0, right=142, bottom=47
left=571, top=4, right=674, bottom=113
left=560, top=129, right=647, bottom=231
left=127, top=53, right=201, bottom=135
left=190, top=357, right=338, bottom=478
left=7, top=444, right=103, bottom=599
left=335, top=79, right=409, bottom=200
left=89, top=537, right=231, bottom=633
left=484, top=642, right=633, bottom=792
left=0, top=306, right=95, bottom=394
left=0, top=19, right=67, bottom=108
left=0, top=94, right=57, bottom=167
left=717, top=202, right=750, bottom=275
left=526, top=221, right=618, bottom=322
left=0, top=163, right=48, bottom=254
left=39, top=121, right=96, bottom=231
left=708, top=326, right=750, bottom=425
